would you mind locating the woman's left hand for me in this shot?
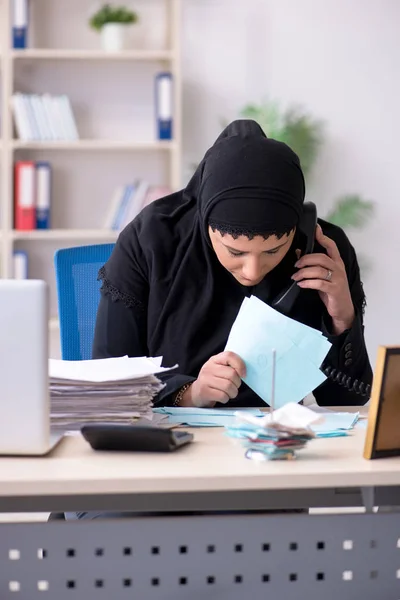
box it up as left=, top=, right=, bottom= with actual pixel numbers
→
left=291, top=224, right=355, bottom=335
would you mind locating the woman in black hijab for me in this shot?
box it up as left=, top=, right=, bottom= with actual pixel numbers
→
left=93, top=120, right=372, bottom=407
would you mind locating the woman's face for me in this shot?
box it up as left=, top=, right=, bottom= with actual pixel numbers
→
left=208, top=226, right=296, bottom=287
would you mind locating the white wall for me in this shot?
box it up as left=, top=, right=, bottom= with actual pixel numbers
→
left=3, top=0, right=398, bottom=361
left=181, top=0, right=400, bottom=364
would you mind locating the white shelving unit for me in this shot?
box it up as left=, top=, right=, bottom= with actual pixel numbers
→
left=11, top=140, right=177, bottom=150
left=0, top=0, right=182, bottom=348
left=11, top=48, right=175, bottom=60
left=10, top=229, right=120, bottom=241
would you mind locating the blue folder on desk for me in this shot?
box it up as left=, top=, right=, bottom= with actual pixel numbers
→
left=311, top=412, right=359, bottom=436
left=153, top=407, right=263, bottom=427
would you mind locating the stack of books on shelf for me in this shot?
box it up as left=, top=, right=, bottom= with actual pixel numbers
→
left=104, top=181, right=172, bottom=230
left=11, top=93, right=79, bottom=142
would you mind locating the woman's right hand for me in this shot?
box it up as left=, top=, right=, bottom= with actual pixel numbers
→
left=181, top=351, right=246, bottom=407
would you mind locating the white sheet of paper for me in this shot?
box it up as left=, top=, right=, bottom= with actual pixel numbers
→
left=49, top=356, right=176, bottom=383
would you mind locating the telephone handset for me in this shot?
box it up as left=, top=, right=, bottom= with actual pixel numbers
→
left=271, top=201, right=317, bottom=316
left=271, top=201, right=371, bottom=399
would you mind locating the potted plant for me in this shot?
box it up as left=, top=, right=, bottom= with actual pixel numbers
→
left=89, top=4, right=139, bottom=52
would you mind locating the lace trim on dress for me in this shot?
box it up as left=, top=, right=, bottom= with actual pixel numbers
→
left=97, top=266, right=144, bottom=311
left=359, top=279, right=367, bottom=316
left=208, top=219, right=290, bottom=240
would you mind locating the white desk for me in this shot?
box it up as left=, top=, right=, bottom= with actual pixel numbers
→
left=1, top=409, right=400, bottom=599
left=0, top=410, right=399, bottom=512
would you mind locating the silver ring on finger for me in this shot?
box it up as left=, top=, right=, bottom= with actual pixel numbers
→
left=325, top=269, right=333, bottom=282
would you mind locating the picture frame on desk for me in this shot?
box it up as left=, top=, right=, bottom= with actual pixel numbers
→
left=363, top=345, right=400, bottom=459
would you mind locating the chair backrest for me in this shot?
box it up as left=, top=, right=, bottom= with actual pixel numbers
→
left=54, top=244, right=115, bottom=361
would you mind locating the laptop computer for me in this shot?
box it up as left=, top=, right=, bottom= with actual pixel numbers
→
left=0, top=279, right=61, bottom=455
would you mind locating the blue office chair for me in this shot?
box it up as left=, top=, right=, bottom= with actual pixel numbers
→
left=54, top=244, right=115, bottom=361
left=51, top=243, right=114, bottom=521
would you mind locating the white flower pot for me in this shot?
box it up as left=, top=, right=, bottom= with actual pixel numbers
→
left=100, top=23, right=128, bottom=52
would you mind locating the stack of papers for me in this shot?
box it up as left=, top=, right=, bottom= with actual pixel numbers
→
left=49, top=356, right=175, bottom=432
left=153, top=406, right=263, bottom=427
left=225, top=296, right=332, bottom=408
left=226, top=404, right=319, bottom=461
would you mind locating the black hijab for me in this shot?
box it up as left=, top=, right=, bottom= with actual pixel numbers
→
left=100, top=120, right=306, bottom=383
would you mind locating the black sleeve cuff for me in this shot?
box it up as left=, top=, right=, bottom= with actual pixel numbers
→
left=321, top=310, right=365, bottom=372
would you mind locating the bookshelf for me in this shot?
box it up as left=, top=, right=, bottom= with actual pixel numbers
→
left=0, top=0, right=182, bottom=354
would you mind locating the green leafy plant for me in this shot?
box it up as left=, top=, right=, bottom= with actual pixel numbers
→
left=89, top=4, right=138, bottom=31
left=325, top=194, right=374, bottom=229
left=326, top=194, right=374, bottom=274
left=240, top=101, right=323, bottom=178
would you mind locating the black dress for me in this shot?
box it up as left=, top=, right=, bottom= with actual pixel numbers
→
left=93, top=121, right=372, bottom=407
left=92, top=211, right=372, bottom=407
